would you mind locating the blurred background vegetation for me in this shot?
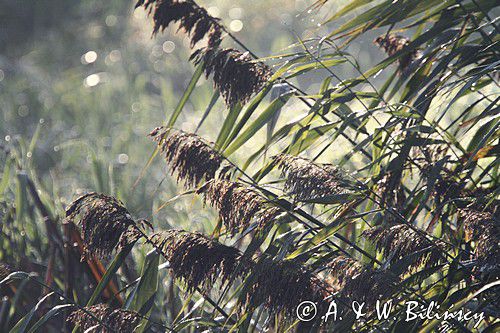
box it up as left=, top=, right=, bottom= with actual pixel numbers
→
left=0, top=0, right=389, bottom=232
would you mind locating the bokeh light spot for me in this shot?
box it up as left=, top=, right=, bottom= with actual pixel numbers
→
left=82, top=51, right=98, bottom=64
left=118, top=153, right=129, bottom=164
left=229, top=20, right=243, bottom=32
left=105, top=15, right=117, bottom=27
left=84, top=74, right=100, bottom=87
left=162, top=41, right=176, bottom=53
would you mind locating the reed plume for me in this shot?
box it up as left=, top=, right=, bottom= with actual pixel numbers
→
left=65, top=193, right=138, bottom=259
left=67, top=304, right=141, bottom=333
left=135, top=0, right=222, bottom=47
left=274, top=154, right=352, bottom=203
left=137, top=0, right=271, bottom=107
left=191, top=47, right=272, bottom=107
left=150, top=127, right=223, bottom=188
left=151, top=230, right=243, bottom=291
left=197, top=179, right=282, bottom=234
left=459, top=209, right=499, bottom=277
left=375, top=172, right=406, bottom=210
left=374, top=34, right=420, bottom=72
left=363, top=224, right=444, bottom=273
left=327, top=256, right=397, bottom=305
left=242, top=258, right=328, bottom=317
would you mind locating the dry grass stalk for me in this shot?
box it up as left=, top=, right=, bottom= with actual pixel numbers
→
left=274, top=154, right=350, bottom=202
left=191, top=47, right=271, bottom=107
left=327, top=256, right=398, bottom=305
left=65, top=193, right=138, bottom=259
left=242, top=258, right=328, bottom=317
left=67, top=304, right=141, bottom=333
left=197, top=179, right=282, bottom=234
left=374, top=34, right=420, bottom=72
left=459, top=209, right=499, bottom=277
left=149, top=127, right=223, bottom=188
left=151, top=230, right=243, bottom=291
left=363, top=224, right=444, bottom=273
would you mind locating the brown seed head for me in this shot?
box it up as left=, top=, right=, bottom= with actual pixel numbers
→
left=375, top=172, right=406, bottom=212
left=192, top=48, right=271, bottom=107
left=242, top=258, right=328, bottom=318
left=149, top=127, right=223, bottom=188
left=67, top=304, right=141, bottom=333
left=197, top=179, right=282, bottom=234
left=459, top=209, right=499, bottom=277
left=327, top=256, right=398, bottom=305
left=136, top=1, right=270, bottom=107
left=65, top=193, right=138, bottom=259
left=151, top=230, right=242, bottom=291
left=374, top=34, right=420, bottom=72
left=136, top=0, right=222, bottom=48
left=363, top=224, right=444, bottom=273
left=274, top=154, right=351, bottom=202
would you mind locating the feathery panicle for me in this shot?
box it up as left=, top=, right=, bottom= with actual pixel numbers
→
left=242, top=259, right=328, bottom=317
left=459, top=209, right=499, bottom=277
left=68, top=304, right=141, bottom=333
left=327, top=256, right=397, bottom=305
left=151, top=230, right=242, bottom=291
left=363, top=224, right=444, bottom=273
left=136, top=1, right=271, bottom=107
left=149, top=127, right=223, bottom=188
left=375, top=172, right=406, bottom=211
left=374, top=34, right=420, bottom=72
left=191, top=48, right=272, bottom=107
left=65, top=193, right=138, bottom=259
left=135, top=0, right=222, bottom=47
left=197, top=179, right=282, bottom=234
left=274, top=154, right=351, bottom=202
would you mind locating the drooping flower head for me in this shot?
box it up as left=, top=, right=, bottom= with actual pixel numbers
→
left=151, top=230, right=243, bottom=291
left=150, top=127, right=223, bottom=188
left=65, top=193, right=138, bottom=258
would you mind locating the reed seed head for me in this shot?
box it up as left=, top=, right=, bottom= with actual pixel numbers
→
left=136, top=1, right=271, bottom=107
left=67, top=304, right=141, bottom=333
left=363, top=224, right=444, bottom=273
left=197, top=179, right=281, bottom=234
left=151, top=230, right=242, bottom=291
left=375, top=172, right=406, bottom=212
left=242, top=258, right=328, bottom=318
left=374, top=34, right=420, bottom=72
left=136, top=0, right=222, bottom=48
left=149, top=127, right=223, bottom=188
left=274, top=154, right=351, bottom=203
left=65, top=193, right=138, bottom=259
left=459, top=209, right=499, bottom=277
left=191, top=47, right=272, bottom=107
left=327, top=256, right=397, bottom=305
